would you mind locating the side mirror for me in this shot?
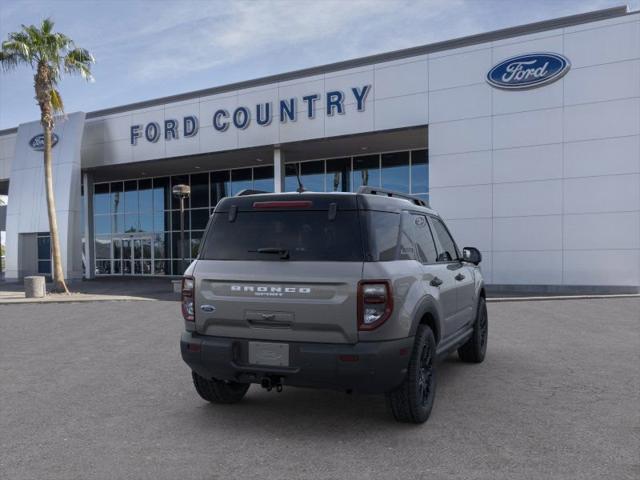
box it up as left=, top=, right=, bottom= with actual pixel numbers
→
left=462, top=247, right=482, bottom=265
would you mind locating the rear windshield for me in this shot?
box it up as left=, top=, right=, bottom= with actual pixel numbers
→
left=200, top=210, right=364, bottom=261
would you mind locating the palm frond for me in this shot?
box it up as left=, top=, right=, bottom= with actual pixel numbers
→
left=64, top=47, right=94, bottom=81
left=41, top=17, right=54, bottom=35
left=50, top=88, right=64, bottom=113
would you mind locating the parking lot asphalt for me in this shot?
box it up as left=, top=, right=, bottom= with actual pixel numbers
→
left=0, top=298, right=638, bottom=480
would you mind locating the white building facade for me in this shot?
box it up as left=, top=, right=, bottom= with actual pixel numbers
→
left=0, top=6, right=638, bottom=293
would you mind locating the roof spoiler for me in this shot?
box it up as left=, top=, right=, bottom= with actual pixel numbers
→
left=357, top=186, right=429, bottom=207
left=234, top=189, right=269, bottom=197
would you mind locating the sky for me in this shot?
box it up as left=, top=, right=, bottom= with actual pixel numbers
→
left=0, top=0, right=636, bottom=130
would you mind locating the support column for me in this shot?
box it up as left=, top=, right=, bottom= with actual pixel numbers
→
left=82, top=172, right=95, bottom=279
left=273, top=147, right=286, bottom=193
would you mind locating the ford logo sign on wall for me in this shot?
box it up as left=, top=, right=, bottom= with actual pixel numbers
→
left=29, top=133, right=59, bottom=151
left=487, top=53, right=570, bottom=90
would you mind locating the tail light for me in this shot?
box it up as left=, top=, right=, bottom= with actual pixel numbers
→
left=181, top=276, right=195, bottom=322
left=357, top=280, right=393, bottom=331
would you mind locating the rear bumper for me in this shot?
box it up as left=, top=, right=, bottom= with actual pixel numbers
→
left=180, top=332, right=414, bottom=394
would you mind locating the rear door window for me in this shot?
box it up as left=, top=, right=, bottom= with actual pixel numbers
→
left=200, top=210, right=363, bottom=261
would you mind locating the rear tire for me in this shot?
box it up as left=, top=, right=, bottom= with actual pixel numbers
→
left=191, top=371, right=250, bottom=404
left=386, top=325, right=436, bottom=424
left=458, top=296, right=488, bottom=363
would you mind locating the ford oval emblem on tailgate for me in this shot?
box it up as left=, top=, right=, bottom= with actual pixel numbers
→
left=200, top=304, right=216, bottom=313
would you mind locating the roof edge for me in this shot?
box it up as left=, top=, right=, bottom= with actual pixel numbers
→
left=0, top=5, right=631, bottom=134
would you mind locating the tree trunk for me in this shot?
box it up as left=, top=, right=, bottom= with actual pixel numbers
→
left=43, top=122, right=69, bottom=294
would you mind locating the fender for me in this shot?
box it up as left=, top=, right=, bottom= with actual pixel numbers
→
left=409, top=294, right=443, bottom=344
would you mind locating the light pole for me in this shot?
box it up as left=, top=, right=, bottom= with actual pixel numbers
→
left=172, top=184, right=191, bottom=274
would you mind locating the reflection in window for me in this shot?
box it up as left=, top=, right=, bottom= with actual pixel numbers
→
left=124, top=213, right=139, bottom=233
left=411, top=149, right=428, bottom=194
left=352, top=155, right=380, bottom=190
left=284, top=163, right=300, bottom=192
left=381, top=151, right=410, bottom=193
left=253, top=166, right=274, bottom=192
left=300, top=161, right=324, bottom=192
left=94, top=183, right=110, bottom=214
left=95, top=236, right=111, bottom=259
left=92, top=149, right=427, bottom=276
left=231, top=168, right=252, bottom=195
left=139, top=212, right=153, bottom=232
left=211, top=171, right=229, bottom=206
left=190, top=173, right=209, bottom=208
left=326, top=158, right=350, bottom=192
left=124, top=180, right=138, bottom=213
left=172, top=210, right=190, bottom=231
left=153, top=177, right=170, bottom=211
left=94, top=215, right=111, bottom=235
left=138, top=179, right=153, bottom=212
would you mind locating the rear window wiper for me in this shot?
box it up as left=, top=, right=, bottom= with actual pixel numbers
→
left=248, top=247, right=290, bottom=260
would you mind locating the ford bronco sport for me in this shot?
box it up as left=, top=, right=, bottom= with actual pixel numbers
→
left=180, top=187, right=487, bottom=423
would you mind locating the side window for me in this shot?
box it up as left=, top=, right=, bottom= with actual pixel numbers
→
left=366, top=211, right=400, bottom=261
left=398, top=212, right=416, bottom=261
left=411, top=214, right=438, bottom=263
left=429, top=217, right=459, bottom=262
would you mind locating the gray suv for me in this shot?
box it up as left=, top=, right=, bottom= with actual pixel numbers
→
left=180, top=187, right=487, bottom=423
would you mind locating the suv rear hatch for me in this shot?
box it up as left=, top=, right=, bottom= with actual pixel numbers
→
left=193, top=194, right=363, bottom=344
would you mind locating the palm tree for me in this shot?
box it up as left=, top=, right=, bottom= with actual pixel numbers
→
left=0, top=18, right=94, bottom=293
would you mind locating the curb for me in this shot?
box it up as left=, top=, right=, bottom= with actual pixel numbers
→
left=0, top=296, right=158, bottom=305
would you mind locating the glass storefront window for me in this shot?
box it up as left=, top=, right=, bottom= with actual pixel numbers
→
left=92, top=148, right=427, bottom=276
left=153, top=233, right=168, bottom=259
left=353, top=154, right=380, bottom=190
left=300, top=160, right=324, bottom=192
left=124, top=180, right=138, bottom=213
left=37, top=232, right=51, bottom=275
left=191, top=208, right=210, bottom=230
left=381, top=151, right=410, bottom=193
left=138, top=179, right=153, bottom=212
left=253, top=166, right=274, bottom=192
left=190, top=173, right=209, bottom=208
left=94, top=183, right=110, bottom=214
left=139, top=212, right=153, bottom=232
left=411, top=149, right=429, bottom=194
left=326, top=158, right=350, bottom=192
left=284, top=163, right=300, bottom=192
left=171, top=210, right=190, bottom=231
left=95, top=215, right=111, bottom=235
left=231, top=168, right=252, bottom=195
left=124, top=213, right=139, bottom=233
left=153, top=177, right=170, bottom=211
left=37, top=234, right=50, bottom=259
left=153, top=211, right=168, bottom=232
left=95, top=236, right=111, bottom=259
left=211, top=171, right=230, bottom=206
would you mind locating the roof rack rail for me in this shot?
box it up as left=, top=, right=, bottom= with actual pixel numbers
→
left=234, top=189, right=269, bottom=197
left=357, top=186, right=429, bottom=207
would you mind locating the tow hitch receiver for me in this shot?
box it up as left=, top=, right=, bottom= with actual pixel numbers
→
left=260, top=376, right=284, bottom=392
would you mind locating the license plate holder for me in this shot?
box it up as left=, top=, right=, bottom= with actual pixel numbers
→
left=248, top=342, right=290, bottom=367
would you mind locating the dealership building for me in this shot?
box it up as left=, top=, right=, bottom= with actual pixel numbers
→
left=0, top=5, right=639, bottom=292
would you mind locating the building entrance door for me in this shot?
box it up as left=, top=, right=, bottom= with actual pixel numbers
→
left=114, top=236, right=153, bottom=275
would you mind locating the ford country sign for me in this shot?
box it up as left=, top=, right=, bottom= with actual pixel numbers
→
left=29, top=133, right=59, bottom=151
left=487, top=53, right=570, bottom=90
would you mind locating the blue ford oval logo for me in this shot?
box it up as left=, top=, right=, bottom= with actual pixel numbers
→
left=487, top=53, right=570, bottom=90
left=29, top=133, right=59, bottom=151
